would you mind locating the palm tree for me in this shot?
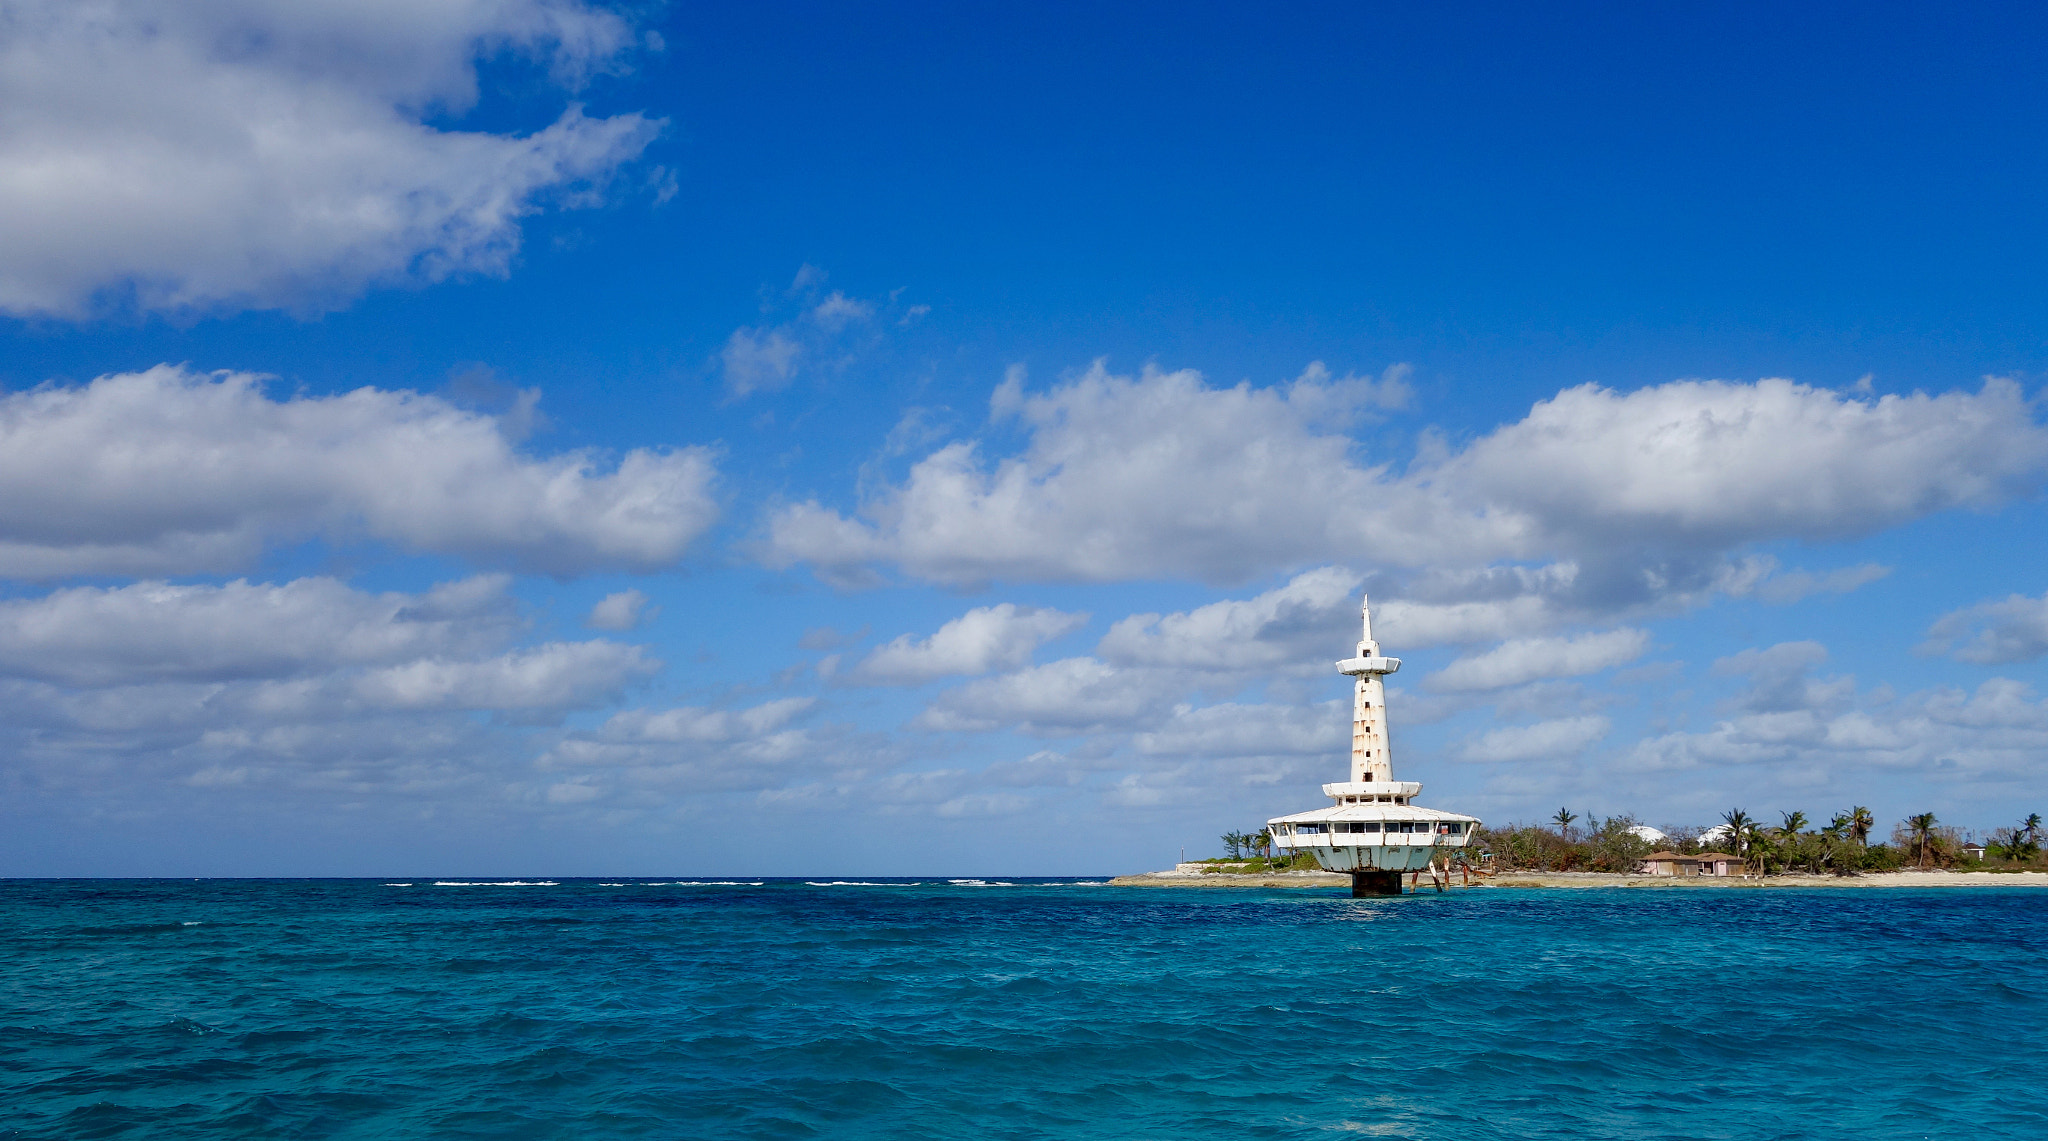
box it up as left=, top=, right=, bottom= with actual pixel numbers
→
left=1816, top=817, right=1850, bottom=875
left=1906, top=812, right=1939, bottom=870
left=1989, top=827, right=2037, bottom=864
left=1221, top=831, right=1244, bottom=859
left=1743, top=826, right=1777, bottom=876
left=1552, top=808, right=1578, bottom=841
left=1779, top=810, right=1807, bottom=835
left=1721, top=809, right=1754, bottom=860
left=2024, top=813, right=2043, bottom=845
left=1848, top=806, right=1874, bottom=847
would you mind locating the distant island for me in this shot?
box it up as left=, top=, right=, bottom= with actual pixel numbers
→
left=1113, top=808, right=2048, bottom=888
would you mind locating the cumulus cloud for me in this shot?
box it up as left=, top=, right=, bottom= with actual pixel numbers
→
left=539, top=697, right=833, bottom=801
left=0, top=574, right=515, bottom=685
left=0, top=573, right=654, bottom=710
left=765, top=366, right=2048, bottom=600
left=1625, top=665, right=2048, bottom=789
left=0, top=0, right=660, bottom=318
left=1133, top=700, right=1348, bottom=759
left=586, top=589, right=653, bottom=631
left=1427, top=629, right=1651, bottom=692
left=1921, top=592, right=2048, bottom=664
left=348, top=640, right=653, bottom=716
left=914, top=657, right=1183, bottom=735
left=1098, top=567, right=1363, bottom=672
left=1444, top=377, right=2046, bottom=550
left=846, top=604, right=1088, bottom=686
left=1459, top=716, right=1612, bottom=762
left=1710, top=642, right=1854, bottom=715
left=0, top=366, right=719, bottom=577
left=765, top=361, right=1428, bottom=584
left=0, top=573, right=659, bottom=813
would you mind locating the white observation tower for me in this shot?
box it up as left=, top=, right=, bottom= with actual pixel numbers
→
left=1267, top=594, right=1480, bottom=896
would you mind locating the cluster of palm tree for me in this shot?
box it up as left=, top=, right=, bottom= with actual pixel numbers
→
left=1711, top=805, right=2048, bottom=874
left=1716, top=806, right=1893, bottom=875
left=1219, top=829, right=1273, bottom=860
left=1988, top=813, right=2044, bottom=864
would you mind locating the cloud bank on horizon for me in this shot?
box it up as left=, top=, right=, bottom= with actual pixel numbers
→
left=2, top=1, right=2046, bottom=874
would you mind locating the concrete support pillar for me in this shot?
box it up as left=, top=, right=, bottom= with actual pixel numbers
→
left=1351, top=870, right=1402, bottom=897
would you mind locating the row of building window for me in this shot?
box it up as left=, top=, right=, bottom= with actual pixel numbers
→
left=1287, top=821, right=1469, bottom=836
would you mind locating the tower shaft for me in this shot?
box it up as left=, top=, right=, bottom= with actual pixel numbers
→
left=1338, top=595, right=1400, bottom=784
left=1351, top=671, right=1392, bottom=783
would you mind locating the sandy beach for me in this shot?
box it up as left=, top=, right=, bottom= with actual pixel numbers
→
left=1108, top=869, right=2048, bottom=889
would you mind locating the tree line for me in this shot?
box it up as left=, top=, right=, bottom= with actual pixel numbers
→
left=1481, top=808, right=2044, bottom=876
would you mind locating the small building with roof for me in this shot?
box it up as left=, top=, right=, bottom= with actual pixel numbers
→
left=1639, top=851, right=1746, bottom=877
left=1695, top=852, right=1743, bottom=876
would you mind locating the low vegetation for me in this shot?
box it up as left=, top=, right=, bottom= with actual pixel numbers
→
left=1479, top=814, right=1667, bottom=874
left=1200, top=828, right=1322, bottom=872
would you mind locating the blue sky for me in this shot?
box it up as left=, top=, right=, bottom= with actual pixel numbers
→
left=3, top=1, right=2047, bottom=875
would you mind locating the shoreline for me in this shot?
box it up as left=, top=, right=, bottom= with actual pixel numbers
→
left=1108, top=869, right=2048, bottom=889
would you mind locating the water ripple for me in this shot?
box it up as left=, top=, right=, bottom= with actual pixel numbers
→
left=3, top=880, right=2046, bottom=1138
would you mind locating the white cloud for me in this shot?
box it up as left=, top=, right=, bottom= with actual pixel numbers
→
left=913, top=657, right=1181, bottom=735
left=764, top=361, right=1431, bottom=584
left=765, top=366, right=2048, bottom=600
left=1921, top=592, right=2048, bottom=664
left=0, top=366, right=719, bottom=577
left=0, top=573, right=659, bottom=816
left=1428, top=629, right=1650, bottom=692
left=847, top=604, right=1087, bottom=686
left=720, top=327, right=802, bottom=399
left=809, top=291, right=874, bottom=330
left=0, top=573, right=654, bottom=715
left=717, top=273, right=904, bottom=400
left=586, top=589, right=652, bottom=631
left=539, top=697, right=830, bottom=797
left=1624, top=672, right=2048, bottom=789
left=1460, top=716, right=1612, bottom=762
left=1751, top=562, right=1891, bottom=604
left=0, top=574, right=514, bottom=685
left=1133, top=700, right=1348, bottom=759
left=1373, top=590, right=1562, bottom=648
left=1445, top=377, right=2047, bottom=550
left=1097, top=566, right=1362, bottom=672
left=1709, top=642, right=1853, bottom=714
left=597, top=697, right=817, bottom=743
left=0, top=0, right=659, bottom=318
left=348, top=640, right=653, bottom=715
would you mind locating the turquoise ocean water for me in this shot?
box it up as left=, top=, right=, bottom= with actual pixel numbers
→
left=3, top=878, right=2044, bottom=1139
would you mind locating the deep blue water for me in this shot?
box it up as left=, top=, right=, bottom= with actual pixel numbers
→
left=3, top=878, right=2045, bottom=1140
